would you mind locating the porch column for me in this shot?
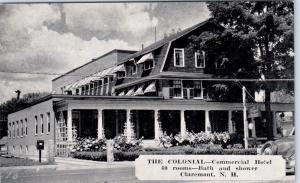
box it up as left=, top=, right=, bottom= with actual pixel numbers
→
left=228, top=110, right=233, bottom=133
left=180, top=110, right=186, bottom=137
left=97, top=109, right=103, bottom=139
left=125, top=109, right=132, bottom=142
left=100, top=79, right=104, bottom=95
left=154, top=109, right=160, bottom=140
left=67, top=109, right=73, bottom=142
left=205, top=110, right=211, bottom=133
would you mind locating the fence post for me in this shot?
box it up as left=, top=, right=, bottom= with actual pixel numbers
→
left=106, top=140, right=114, bottom=162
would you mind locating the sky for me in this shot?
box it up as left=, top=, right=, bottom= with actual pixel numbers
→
left=0, top=2, right=210, bottom=104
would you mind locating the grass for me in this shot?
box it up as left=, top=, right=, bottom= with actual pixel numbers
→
left=0, top=156, right=54, bottom=167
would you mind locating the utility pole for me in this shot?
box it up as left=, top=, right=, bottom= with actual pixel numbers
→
left=243, top=86, right=249, bottom=149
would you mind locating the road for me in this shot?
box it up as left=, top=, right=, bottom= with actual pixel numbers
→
left=1, top=167, right=295, bottom=183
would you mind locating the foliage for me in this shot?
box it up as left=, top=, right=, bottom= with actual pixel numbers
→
left=159, top=131, right=230, bottom=148
left=0, top=92, right=50, bottom=114
left=73, top=147, right=257, bottom=162
left=72, top=151, right=107, bottom=161
left=72, top=137, right=107, bottom=152
left=113, top=135, right=143, bottom=152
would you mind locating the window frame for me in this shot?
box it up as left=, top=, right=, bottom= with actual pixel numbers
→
left=173, top=48, right=185, bottom=67
left=170, top=80, right=183, bottom=99
left=40, top=114, right=44, bottom=134
left=143, top=60, right=154, bottom=70
left=195, top=51, right=206, bottom=68
left=16, top=121, right=19, bottom=137
left=47, top=112, right=50, bottom=134
left=35, top=116, right=38, bottom=135
left=193, top=80, right=204, bottom=99
left=20, top=120, right=23, bottom=137
left=131, top=63, right=137, bottom=74
left=25, top=118, right=28, bottom=136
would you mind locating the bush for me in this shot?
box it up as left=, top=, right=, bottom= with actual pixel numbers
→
left=113, top=135, right=143, bottom=151
left=159, top=131, right=230, bottom=148
left=72, top=151, right=107, bottom=161
left=72, top=137, right=107, bottom=152
left=72, top=147, right=257, bottom=162
left=114, top=150, right=140, bottom=161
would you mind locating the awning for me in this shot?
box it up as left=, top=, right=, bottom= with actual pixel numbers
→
left=144, top=81, right=156, bottom=93
left=76, top=76, right=98, bottom=88
left=112, top=65, right=125, bottom=73
left=136, top=53, right=153, bottom=64
left=125, top=88, right=135, bottom=96
left=118, top=91, right=125, bottom=96
left=64, top=83, right=74, bottom=91
left=93, top=67, right=114, bottom=77
left=134, top=85, right=144, bottom=96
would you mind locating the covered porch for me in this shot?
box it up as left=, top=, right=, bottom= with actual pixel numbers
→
left=53, top=96, right=294, bottom=148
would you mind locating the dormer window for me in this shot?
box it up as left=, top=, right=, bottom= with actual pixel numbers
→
left=104, top=77, right=108, bottom=84
left=144, top=60, right=154, bottom=70
left=174, top=48, right=184, bottom=67
left=195, top=50, right=205, bottom=68
left=117, top=71, right=125, bottom=78
left=131, top=64, right=137, bottom=74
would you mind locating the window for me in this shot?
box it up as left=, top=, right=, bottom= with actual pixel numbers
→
left=35, top=116, right=38, bottom=135
left=12, top=122, right=15, bottom=138
left=194, top=81, right=203, bottom=98
left=76, top=89, right=80, bottom=95
left=109, top=76, right=114, bottom=82
left=26, top=145, right=28, bottom=154
left=85, top=85, right=89, bottom=95
left=8, top=123, right=11, bottom=138
left=169, top=80, right=182, bottom=98
left=20, top=145, right=22, bottom=153
left=104, top=77, right=108, bottom=84
left=195, top=51, right=205, bottom=68
left=81, top=87, right=85, bottom=95
left=12, top=146, right=15, bottom=152
left=174, top=48, right=184, bottom=67
left=143, top=60, right=154, bottom=70
left=117, top=71, right=125, bottom=79
left=16, top=121, right=19, bottom=137
left=20, top=120, right=23, bottom=137
left=25, top=118, right=28, bottom=136
left=90, top=83, right=94, bottom=95
left=41, top=114, right=44, bottom=134
left=131, top=64, right=137, bottom=74
left=47, top=112, right=50, bottom=133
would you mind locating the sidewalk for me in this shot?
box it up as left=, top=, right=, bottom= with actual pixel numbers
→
left=55, top=157, right=134, bottom=170
left=0, top=157, right=135, bottom=173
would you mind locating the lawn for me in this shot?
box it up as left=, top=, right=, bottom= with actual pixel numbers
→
left=0, top=156, right=54, bottom=167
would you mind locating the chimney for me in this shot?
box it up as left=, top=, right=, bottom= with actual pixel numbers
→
left=15, top=90, right=21, bottom=100
left=142, top=44, right=144, bottom=50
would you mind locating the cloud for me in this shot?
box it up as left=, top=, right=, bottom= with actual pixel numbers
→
left=0, top=2, right=210, bottom=104
left=63, top=3, right=158, bottom=37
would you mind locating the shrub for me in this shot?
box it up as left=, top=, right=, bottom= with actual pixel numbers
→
left=160, top=131, right=230, bottom=148
left=72, top=151, right=107, bottom=161
left=72, top=137, right=107, bottom=152
left=114, top=150, right=140, bottom=161
left=113, top=135, right=143, bottom=152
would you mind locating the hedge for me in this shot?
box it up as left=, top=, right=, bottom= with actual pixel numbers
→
left=72, top=147, right=257, bottom=161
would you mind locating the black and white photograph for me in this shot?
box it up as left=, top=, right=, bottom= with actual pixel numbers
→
left=0, top=1, right=295, bottom=182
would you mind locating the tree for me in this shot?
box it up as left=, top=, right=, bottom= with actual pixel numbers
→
left=190, top=1, right=294, bottom=139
